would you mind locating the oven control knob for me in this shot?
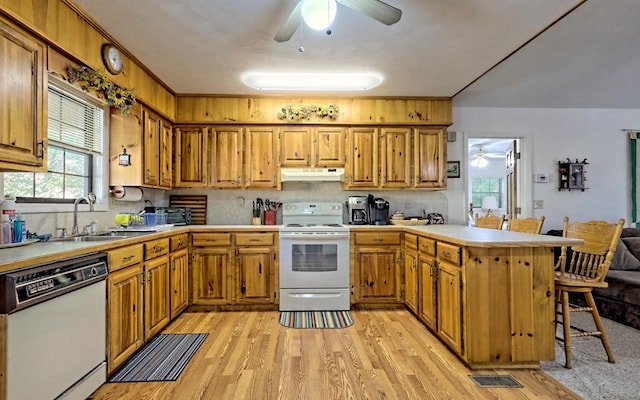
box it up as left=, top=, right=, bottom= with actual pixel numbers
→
left=90, top=267, right=98, bottom=276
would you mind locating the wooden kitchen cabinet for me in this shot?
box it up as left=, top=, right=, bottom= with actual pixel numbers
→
left=169, top=234, right=189, bottom=320
left=210, top=126, right=243, bottom=188
left=106, top=244, right=145, bottom=375
left=174, top=125, right=209, bottom=188
left=352, top=232, right=402, bottom=303
left=191, top=233, right=234, bottom=305
left=109, top=105, right=172, bottom=189
left=0, top=17, right=46, bottom=172
left=143, top=238, right=170, bottom=339
left=403, top=233, right=419, bottom=313
left=245, top=126, right=278, bottom=188
left=436, top=242, right=463, bottom=354
left=380, top=128, right=412, bottom=188
left=414, top=127, right=446, bottom=188
left=235, top=232, right=276, bottom=304
left=418, top=237, right=437, bottom=331
left=279, top=126, right=346, bottom=167
left=345, top=127, right=379, bottom=188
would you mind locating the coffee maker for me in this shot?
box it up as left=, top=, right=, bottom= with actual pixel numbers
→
left=347, top=196, right=369, bottom=225
left=370, top=197, right=390, bottom=225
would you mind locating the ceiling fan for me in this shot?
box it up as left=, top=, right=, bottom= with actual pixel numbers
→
left=274, top=0, right=402, bottom=43
left=470, top=146, right=505, bottom=167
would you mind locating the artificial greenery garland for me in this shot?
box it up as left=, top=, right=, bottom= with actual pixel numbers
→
left=67, top=65, right=137, bottom=115
left=277, top=104, right=339, bottom=121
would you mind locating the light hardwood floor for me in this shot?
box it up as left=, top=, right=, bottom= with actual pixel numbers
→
left=90, top=310, right=580, bottom=400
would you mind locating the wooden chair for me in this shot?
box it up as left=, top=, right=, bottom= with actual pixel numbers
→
left=508, top=216, right=545, bottom=234
left=554, top=217, right=625, bottom=368
left=474, top=213, right=505, bottom=230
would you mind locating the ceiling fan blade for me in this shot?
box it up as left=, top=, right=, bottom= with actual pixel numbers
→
left=274, top=1, right=302, bottom=42
left=337, top=0, right=402, bottom=25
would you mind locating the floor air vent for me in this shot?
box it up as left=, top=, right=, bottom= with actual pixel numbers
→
left=469, top=375, right=523, bottom=388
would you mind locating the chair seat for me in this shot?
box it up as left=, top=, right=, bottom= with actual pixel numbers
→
left=555, top=273, right=610, bottom=289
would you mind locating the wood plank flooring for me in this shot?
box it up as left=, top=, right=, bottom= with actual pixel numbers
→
left=89, top=310, right=580, bottom=400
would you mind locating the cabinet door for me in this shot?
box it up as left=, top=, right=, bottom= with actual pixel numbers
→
left=404, top=247, right=418, bottom=313
left=419, top=254, right=437, bottom=331
left=380, top=128, right=412, bottom=188
left=174, top=126, right=208, bottom=188
left=355, top=246, right=401, bottom=303
left=142, top=108, right=161, bottom=187
left=107, top=264, right=144, bottom=375
left=159, top=119, right=173, bottom=188
left=245, top=127, right=277, bottom=188
left=414, top=127, right=446, bottom=188
left=236, top=246, right=274, bottom=304
left=192, top=247, right=233, bottom=304
left=437, top=261, right=462, bottom=353
left=170, top=247, right=189, bottom=319
left=279, top=126, right=310, bottom=167
left=144, top=256, right=171, bottom=339
left=0, top=18, right=46, bottom=171
left=346, top=127, right=379, bottom=188
left=210, top=126, right=243, bottom=188
left=314, top=127, right=345, bottom=167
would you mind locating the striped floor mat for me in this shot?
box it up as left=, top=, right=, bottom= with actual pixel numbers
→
left=108, top=333, right=208, bottom=382
left=279, top=311, right=354, bottom=329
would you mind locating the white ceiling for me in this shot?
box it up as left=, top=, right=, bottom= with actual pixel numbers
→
left=71, top=0, right=640, bottom=108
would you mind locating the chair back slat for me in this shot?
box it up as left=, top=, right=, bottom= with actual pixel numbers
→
left=508, top=216, right=545, bottom=234
left=475, top=214, right=505, bottom=230
left=557, top=217, right=625, bottom=283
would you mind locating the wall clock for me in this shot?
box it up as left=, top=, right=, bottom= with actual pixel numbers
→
left=102, top=44, right=123, bottom=75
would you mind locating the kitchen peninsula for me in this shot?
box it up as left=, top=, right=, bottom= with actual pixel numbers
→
left=0, top=224, right=580, bottom=375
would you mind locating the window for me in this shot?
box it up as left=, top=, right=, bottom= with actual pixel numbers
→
left=471, top=178, right=502, bottom=208
left=2, top=80, right=106, bottom=204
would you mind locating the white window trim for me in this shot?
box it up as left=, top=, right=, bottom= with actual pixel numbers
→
left=0, top=74, right=110, bottom=214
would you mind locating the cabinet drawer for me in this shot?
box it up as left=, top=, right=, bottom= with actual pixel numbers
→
left=170, top=233, right=189, bottom=251
left=354, top=232, right=402, bottom=246
left=437, top=242, right=461, bottom=266
left=145, top=238, right=170, bottom=260
left=404, top=233, right=418, bottom=249
left=108, top=244, right=144, bottom=272
left=418, top=237, right=436, bottom=256
left=235, top=232, right=274, bottom=246
left=192, top=232, right=232, bottom=246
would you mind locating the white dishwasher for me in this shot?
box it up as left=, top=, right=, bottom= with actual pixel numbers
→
left=0, top=252, right=109, bottom=400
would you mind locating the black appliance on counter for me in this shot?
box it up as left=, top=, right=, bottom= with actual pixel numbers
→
left=370, top=197, right=390, bottom=225
left=144, top=207, right=192, bottom=225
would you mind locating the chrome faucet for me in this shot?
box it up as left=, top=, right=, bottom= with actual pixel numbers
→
left=72, top=193, right=96, bottom=235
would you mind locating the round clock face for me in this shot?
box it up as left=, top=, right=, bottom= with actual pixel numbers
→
left=102, top=44, right=123, bottom=75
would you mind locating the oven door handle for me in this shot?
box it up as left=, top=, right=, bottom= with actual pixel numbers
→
left=279, top=233, right=350, bottom=240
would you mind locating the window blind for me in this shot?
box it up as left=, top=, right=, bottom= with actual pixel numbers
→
left=47, top=86, right=104, bottom=154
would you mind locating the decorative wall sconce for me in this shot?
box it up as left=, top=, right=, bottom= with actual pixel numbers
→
left=118, top=147, right=131, bottom=167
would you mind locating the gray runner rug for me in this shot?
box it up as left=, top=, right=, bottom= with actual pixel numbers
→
left=108, top=333, right=208, bottom=382
left=279, top=311, right=354, bottom=329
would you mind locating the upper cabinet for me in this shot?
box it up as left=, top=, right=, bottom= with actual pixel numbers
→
left=345, top=126, right=446, bottom=190
left=0, top=17, right=46, bottom=172
left=110, top=105, right=173, bottom=189
left=279, top=126, right=346, bottom=168
left=244, top=127, right=278, bottom=189
left=210, top=126, right=243, bottom=189
left=174, top=126, right=209, bottom=188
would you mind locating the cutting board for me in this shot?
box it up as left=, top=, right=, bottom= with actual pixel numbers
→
left=169, top=195, right=207, bottom=225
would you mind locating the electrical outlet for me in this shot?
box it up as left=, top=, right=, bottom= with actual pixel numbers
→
left=534, top=200, right=544, bottom=209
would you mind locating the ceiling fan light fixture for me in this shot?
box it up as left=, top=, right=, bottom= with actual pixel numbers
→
left=470, top=156, right=488, bottom=168
left=242, top=72, right=383, bottom=91
left=301, top=0, right=337, bottom=30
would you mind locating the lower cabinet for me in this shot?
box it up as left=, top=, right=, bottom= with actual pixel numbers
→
left=404, top=234, right=419, bottom=313
left=106, top=244, right=145, bottom=375
left=144, top=255, right=171, bottom=339
left=169, top=234, right=189, bottom=319
left=191, top=232, right=277, bottom=305
left=418, top=236, right=437, bottom=330
left=352, top=232, right=402, bottom=304
left=436, top=261, right=462, bottom=354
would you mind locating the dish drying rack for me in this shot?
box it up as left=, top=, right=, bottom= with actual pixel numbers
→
left=116, top=212, right=168, bottom=228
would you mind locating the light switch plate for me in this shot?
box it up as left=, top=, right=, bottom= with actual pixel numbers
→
left=535, top=173, right=549, bottom=183
left=534, top=200, right=544, bottom=209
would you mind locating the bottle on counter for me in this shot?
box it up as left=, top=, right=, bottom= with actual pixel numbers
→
left=1, top=214, right=11, bottom=245
left=0, top=194, right=16, bottom=221
left=13, top=211, right=26, bottom=243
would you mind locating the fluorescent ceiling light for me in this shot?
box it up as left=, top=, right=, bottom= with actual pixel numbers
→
left=242, top=72, right=383, bottom=91
left=301, top=0, right=337, bottom=30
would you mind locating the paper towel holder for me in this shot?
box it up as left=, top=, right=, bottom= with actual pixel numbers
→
left=110, top=186, right=143, bottom=201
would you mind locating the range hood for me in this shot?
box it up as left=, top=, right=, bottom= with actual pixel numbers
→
left=280, top=168, right=345, bottom=182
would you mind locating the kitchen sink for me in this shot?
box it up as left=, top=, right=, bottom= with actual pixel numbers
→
left=56, top=235, right=127, bottom=242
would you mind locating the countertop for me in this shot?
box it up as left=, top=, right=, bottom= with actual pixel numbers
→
left=0, top=224, right=580, bottom=273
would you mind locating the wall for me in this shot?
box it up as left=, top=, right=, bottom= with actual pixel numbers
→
left=448, top=106, right=640, bottom=230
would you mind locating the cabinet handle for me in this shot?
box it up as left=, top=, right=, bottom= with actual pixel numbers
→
left=259, top=263, right=262, bottom=274
left=441, top=251, right=450, bottom=258
left=373, top=237, right=383, bottom=242
left=37, top=140, right=45, bottom=159
left=249, top=238, right=260, bottom=242
left=122, top=254, right=135, bottom=262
